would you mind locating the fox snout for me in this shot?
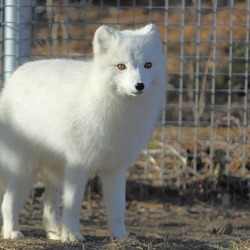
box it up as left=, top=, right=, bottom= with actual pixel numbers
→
left=134, top=82, right=145, bottom=92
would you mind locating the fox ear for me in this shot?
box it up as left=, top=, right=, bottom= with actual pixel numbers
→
left=93, top=26, right=117, bottom=56
left=141, top=24, right=162, bottom=46
left=142, top=23, right=159, bottom=36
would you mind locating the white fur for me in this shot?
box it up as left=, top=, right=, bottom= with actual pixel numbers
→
left=0, top=24, right=166, bottom=241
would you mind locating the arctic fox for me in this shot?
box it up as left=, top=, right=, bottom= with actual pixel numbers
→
left=0, top=24, right=166, bottom=242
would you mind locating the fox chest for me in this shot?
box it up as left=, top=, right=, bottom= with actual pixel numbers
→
left=73, top=110, right=152, bottom=170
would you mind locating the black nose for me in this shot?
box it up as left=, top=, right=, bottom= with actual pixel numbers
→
left=135, top=82, right=144, bottom=92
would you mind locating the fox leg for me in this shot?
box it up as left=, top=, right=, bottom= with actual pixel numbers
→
left=61, top=166, right=89, bottom=242
left=100, top=168, right=128, bottom=240
left=0, top=181, right=5, bottom=225
left=2, top=174, right=35, bottom=239
left=43, top=172, right=61, bottom=240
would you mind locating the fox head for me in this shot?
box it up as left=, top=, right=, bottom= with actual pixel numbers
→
left=92, top=24, right=166, bottom=97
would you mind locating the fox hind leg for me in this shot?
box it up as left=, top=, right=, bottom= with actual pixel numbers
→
left=2, top=174, right=36, bottom=239
left=43, top=171, right=62, bottom=240
left=0, top=180, right=5, bottom=226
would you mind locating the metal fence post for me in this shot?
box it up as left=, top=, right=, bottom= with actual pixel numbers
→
left=0, top=0, right=3, bottom=86
left=4, top=0, right=31, bottom=83
left=4, top=0, right=17, bottom=82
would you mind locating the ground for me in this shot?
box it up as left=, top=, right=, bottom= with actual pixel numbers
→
left=0, top=185, right=249, bottom=250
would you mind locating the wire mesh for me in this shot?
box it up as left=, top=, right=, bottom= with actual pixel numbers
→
left=1, top=0, right=250, bottom=196
left=0, top=0, right=3, bottom=84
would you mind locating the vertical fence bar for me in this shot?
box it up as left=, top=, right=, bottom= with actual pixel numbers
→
left=177, top=0, right=185, bottom=182
left=0, top=0, right=3, bottom=86
left=131, top=0, right=136, bottom=26
left=158, top=0, right=168, bottom=188
left=209, top=0, right=218, bottom=173
left=242, top=0, right=250, bottom=175
left=226, top=0, right=234, bottom=175
left=17, top=0, right=31, bottom=66
left=147, top=0, right=153, bottom=23
left=4, top=0, right=31, bottom=82
left=4, top=0, right=17, bottom=82
left=193, top=0, right=201, bottom=171
left=64, top=0, right=69, bottom=55
left=116, top=0, right=120, bottom=24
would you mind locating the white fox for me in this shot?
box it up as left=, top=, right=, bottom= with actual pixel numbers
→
left=0, top=24, right=166, bottom=242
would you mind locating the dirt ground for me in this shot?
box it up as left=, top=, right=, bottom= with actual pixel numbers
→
left=0, top=184, right=250, bottom=250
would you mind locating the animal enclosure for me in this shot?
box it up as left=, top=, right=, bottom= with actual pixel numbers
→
left=0, top=0, right=250, bottom=198
left=0, top=1, right=250, bottom=249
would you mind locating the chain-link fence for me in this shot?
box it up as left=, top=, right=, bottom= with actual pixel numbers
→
left=1, top=0, right=250, bottom=198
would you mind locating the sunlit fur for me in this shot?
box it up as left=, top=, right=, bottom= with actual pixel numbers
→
left=0, top=24, right=166, bottom=242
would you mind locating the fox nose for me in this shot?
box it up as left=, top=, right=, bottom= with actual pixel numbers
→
left=135, top=82, right=144, bottom=92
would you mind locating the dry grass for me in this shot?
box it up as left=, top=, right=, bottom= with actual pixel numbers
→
left=0, top=234, right=249, bottom=249
left=128, top=116, right=250, bottom=194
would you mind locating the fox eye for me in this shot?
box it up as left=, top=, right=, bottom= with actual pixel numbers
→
left=117, top=64, right=126, bottom=70
left=144, top=62, right=152, bottom=69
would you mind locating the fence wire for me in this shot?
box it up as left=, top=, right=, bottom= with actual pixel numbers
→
left=1, top=0, right=250, bottom=196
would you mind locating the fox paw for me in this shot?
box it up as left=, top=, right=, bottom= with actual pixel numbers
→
left=113, top=235, right=140, bottom=246
left=61, top=232, right=85, bottom=242
left=47, top=231, right=61, bottom=240
left=5, top=231, right=25, bottom=240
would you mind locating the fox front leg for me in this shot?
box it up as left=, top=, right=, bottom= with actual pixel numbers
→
left=61, top=165, right=89, bottom=242
left=100, top=168, right=128, bottom=239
